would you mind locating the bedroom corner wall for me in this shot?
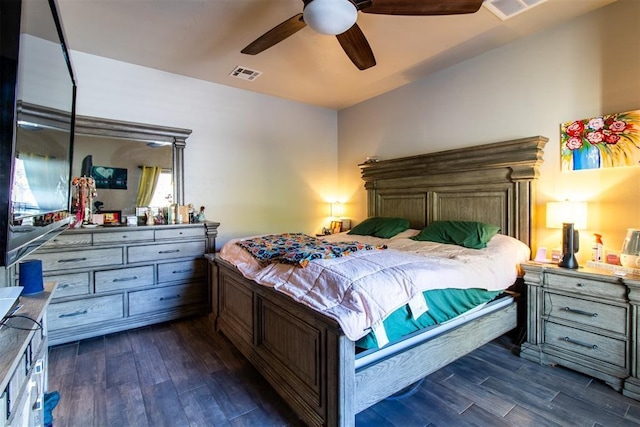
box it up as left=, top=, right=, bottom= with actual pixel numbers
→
left=338, top=0, right=640, bottom=263
left=69, top=53, right=338, bottom=248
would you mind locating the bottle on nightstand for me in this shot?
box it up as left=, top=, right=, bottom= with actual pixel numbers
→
left=592, top=233, right=603, bottom=262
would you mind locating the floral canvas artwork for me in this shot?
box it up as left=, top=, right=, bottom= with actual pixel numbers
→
left=561, top=109, right=640, bottom=171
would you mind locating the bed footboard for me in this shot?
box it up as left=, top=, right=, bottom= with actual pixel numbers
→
left=209, top=256, right=518, bottom=426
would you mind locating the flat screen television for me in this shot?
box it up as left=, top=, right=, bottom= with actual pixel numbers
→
left=0, top=0, right=76, bottom=267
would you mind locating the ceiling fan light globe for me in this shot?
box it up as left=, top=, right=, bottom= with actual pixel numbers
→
left=303, top=0, right=358, bottom=35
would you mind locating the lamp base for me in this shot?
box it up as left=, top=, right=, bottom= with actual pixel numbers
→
left=558, top=254, right=579, bottom=269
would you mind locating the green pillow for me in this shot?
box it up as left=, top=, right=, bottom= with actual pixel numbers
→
left=411, top=220, right=500, bottom=249
left=347, top=217, right=410, bottom=239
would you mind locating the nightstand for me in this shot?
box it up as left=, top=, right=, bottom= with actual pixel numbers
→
left=520, top=262, right=640, bottom=400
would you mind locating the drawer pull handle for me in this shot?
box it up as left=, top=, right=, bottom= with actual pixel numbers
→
left=113, top=276, right=138, bottom=282
left=60, top=284, right=70, bottom=289
left=563, top=336, right=597, bottom=350
left=160, top=294, right=180, bottom=301
left=58, top=257, right=87, bottom=263
left=159, top=249, right=180, bottom=254
left=576, top=283, right=585, bottom=287
left=59, top=309, right=88, bottom=318
left=173, top=269, right=193, bottom=274
left=563, top=307, right=597, bottom=318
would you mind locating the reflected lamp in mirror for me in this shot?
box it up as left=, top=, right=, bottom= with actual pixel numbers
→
left=546, top=201, right=588, bottom=269
left=330, top=202, right=344, bottom=218
left=328, top=202, right=350, bottom=232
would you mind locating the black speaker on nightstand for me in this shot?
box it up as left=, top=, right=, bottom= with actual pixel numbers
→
left=558, top=222, right=580, bottom=269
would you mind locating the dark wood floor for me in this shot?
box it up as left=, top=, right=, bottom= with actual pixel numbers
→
left=48, top=315, right=640, bottom=426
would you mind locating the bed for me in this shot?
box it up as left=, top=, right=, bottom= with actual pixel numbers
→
left=207, top=135, right=547, bottom=426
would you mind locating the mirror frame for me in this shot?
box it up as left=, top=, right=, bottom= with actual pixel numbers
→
left=19, top=102, right=191, bottom=206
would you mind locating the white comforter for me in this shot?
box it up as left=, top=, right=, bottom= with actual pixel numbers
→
left=219, top=231, right=530, bottom=341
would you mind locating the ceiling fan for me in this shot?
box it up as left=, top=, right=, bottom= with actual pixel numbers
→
left=241, top=0, right=484, bottom=71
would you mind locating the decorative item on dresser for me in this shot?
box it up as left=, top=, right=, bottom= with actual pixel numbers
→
left=1, top=283, right=56, bottom=427
left=520, top=262, right=640, bottom=401
left=14, top=222, right=219, bottom=346
left=209, top=135, right=547, bottom=427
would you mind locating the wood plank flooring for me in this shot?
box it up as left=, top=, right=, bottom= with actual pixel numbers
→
left=47, top=315, right=640, bottom=426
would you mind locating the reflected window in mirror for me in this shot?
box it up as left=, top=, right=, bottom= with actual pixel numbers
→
left=149, top=170, right=173, bottom=207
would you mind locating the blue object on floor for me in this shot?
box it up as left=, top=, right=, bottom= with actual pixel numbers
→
left=44, top=391, right=60, bottom=427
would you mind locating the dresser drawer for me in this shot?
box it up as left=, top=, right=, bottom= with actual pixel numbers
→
left=157, top=258, right=206, bottom=284
left=41, top=232, right=92, bottom=248
left=128, top=282, right=205, bottom=316
left=546, top=273, right=627, bottom=300
left=95, top=265, right=154, bottom=293
left=544, top=293, right=627, bottom=335
left=93, top=229, right=154, bottom=244
left=37, top=248, right=124, bottom=272
left=154, top=227, right=203, bottom=241
left=48, top=294, right=124, bottom=330
left=544, top=321, right=627, bottom=369
left=47, top=272, right=90, bottom=299
left=127, top=241, right=205, bottom=263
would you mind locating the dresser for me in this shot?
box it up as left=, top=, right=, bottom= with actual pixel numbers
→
left=18, top=222, right=218, bottom=346
left=1, top=282, right=55, bottom=427
left=520, top=262, right=640, bottom=400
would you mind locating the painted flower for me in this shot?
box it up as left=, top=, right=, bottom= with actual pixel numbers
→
left=586, top=131, right=604, bottom=144
left=565, top=136, right=583, bottom=150
left=565, top=121, right=585, bottom=137
left=587, top=117, right=605, bottom=130
left=603, top=130, right=620, bottom=144
left=609, top=120, right=627, bottom=133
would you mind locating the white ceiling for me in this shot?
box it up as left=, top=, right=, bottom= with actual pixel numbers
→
left=50, top=0, right=616, bottom=110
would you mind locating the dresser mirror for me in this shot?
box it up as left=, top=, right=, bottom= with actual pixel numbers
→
left=19, top=103, right=191, bottom=219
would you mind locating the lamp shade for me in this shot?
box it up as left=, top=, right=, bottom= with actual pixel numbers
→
left=546, top=201, right=588, bottom=230
left=303, top=0, right=358, bottom=35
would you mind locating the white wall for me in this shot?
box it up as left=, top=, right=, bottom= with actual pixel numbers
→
left=70, top=52, right=338, bottom=247
left=338, top=0, right=640, bottom=262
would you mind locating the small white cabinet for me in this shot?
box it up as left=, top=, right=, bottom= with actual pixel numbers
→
left=1, top=283, right=54, bottom=427
left=19, top=222, right=218, bottom=346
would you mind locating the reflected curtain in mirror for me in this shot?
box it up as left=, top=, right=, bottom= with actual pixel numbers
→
left=136, top=166, right=161, bottom=207
left=21, top=152, right=67, bottom=213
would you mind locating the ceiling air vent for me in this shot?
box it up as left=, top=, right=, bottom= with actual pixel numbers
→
left=230, top=66, right=262, bottom=81
left=483, top=0, right=548, bottom=20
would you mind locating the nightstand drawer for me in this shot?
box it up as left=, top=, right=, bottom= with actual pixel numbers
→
left=48, top=295, right=124, bottom=330
left=545, top=321, right=627, bottom=369
left=545, top=293, right=627, bottom=335
left=546, top=274, right=627, bottom=300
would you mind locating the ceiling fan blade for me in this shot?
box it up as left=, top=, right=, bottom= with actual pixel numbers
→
left=359, top=0, right=484, bottom=15
left=241, top=13, right=306, bottom=55
left=336, top=23, right=376, bottom=70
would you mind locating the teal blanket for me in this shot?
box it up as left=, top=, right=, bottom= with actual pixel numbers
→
left=356, top=288, right=500, bottom=349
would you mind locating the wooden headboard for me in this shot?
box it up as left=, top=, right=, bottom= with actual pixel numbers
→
left=359, top=136, right=547, bottom=249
